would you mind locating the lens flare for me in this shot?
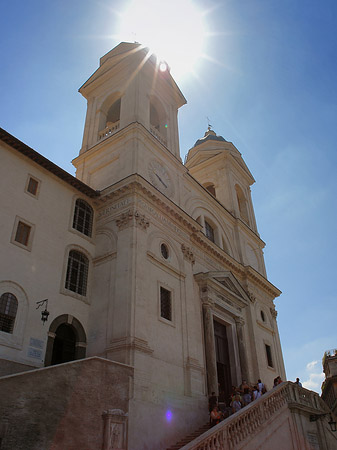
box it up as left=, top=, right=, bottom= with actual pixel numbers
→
left=165, top=410, right=173, bottom=422
left=117, top=0, right=207, bottom=80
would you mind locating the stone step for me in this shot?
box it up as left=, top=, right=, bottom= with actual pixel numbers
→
left=166, top=423, right=211, bottom=450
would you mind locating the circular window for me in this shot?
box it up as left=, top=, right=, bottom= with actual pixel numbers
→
left=161, top=243, right=169, bottom=259
left=260, top=310, right=265, bottom=322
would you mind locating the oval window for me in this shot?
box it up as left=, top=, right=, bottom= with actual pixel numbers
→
left=161, top=243, right=169, bottom=259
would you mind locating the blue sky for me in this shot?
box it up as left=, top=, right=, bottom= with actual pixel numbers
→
left=1, top=0, right=336, bottom=392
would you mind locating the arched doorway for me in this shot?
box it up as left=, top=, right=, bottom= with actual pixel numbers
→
left=51, top=323, right=77, bottom=365
left=44, top=314, right=87, bottom=366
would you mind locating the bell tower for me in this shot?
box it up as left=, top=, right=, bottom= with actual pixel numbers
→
left=72, top=42, right=186, bottom=191
left=185, top=127, right=266, bottom=276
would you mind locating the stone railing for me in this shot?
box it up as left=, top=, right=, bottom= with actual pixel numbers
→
left=98, top=121, right=120, bottom=140
left=150, top=126, right=167, bottom=146
left=180, top=382, right=326, bottom=450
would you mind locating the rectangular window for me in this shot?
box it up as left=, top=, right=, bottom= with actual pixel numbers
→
left=15, top=221, right=31, bottom=246
left=265, top=344, right=274, bottom=368
left=27, top=177, right=39, bottom=195
left=160, top=287, right=172, bottom=321
left=205, top=220, right=215, bottom=243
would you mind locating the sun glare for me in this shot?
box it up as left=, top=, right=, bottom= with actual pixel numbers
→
left=117, top=0, right=207, bottom=80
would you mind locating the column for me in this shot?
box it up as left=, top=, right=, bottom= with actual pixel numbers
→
left=235, top=317, right=249, bottom=382
left=202, top=300, right=218, bottom=395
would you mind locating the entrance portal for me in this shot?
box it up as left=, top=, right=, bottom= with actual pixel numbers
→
left=44, top=314, right=87, bottom=366
left=51, top=323, right=76, bottom=365
left=214, top=320, right=232, bottom=402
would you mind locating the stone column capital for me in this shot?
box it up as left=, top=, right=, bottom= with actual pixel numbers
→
left=234, top=316, right=245, bottom=327
left=270, top=307, right=278, bottom=319
left=115, top=209, right=149, bottom=231
left=181, top=244, right=195, bottom=264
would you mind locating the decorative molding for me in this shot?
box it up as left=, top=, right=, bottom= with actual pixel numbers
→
left=93, top=251, right=117, bottom=266
left=181, top=244, right=195, bottom=264
left=147, top=251, right=186, bottom=280
left=270, top=307, right=278, bottom=319
left=115, top=209, right=149, bottom=231
left=107, top=337, right=154, bottom=355
left=248, top=291, right=257, bottom=303
left=95, top=174, right=281, bottom=298
left=234, top=316, right=245, bottom=327
left=185, top=357, right=204, bottom=373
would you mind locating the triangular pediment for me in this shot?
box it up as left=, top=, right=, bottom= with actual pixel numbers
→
left=194, top=271, right=250, bottom=307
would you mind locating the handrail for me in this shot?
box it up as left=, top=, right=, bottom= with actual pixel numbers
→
left=180, top=382, right=326, bottom=450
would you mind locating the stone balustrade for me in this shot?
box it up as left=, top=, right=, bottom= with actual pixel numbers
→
left=150, top=126, right=167, bottom=146
left=180, top=382, right=328, bottom=450
left=98, top=121, right=120, bottom=140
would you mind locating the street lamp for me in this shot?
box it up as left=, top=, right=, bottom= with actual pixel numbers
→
left=36, top=299, right=50, bottom=324
left=310, top=413, right=336, bottom=432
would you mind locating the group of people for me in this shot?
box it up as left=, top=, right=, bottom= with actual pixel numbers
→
left=208, top=379, right=269, bottom=427
left=208, top=375, right=302, bottom=427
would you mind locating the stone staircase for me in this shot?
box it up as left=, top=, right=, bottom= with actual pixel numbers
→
left=166, top=382, right=337, bottom=450
left=166, top=423, right=211, bottom=450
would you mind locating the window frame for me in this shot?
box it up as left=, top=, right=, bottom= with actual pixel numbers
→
left=0, top=282, right=28, bottom=350
left=65, top=249, right=89, bottom=297
left=158, top=284, right=175, bottom=326
left=11, top=216, right=35, bottom=251
left=204, top=220, right=215, bottom=243
left=0, top=292, right=18, bottom=334
left=72, top=198, right=94, bottom=238
left=265, top=343, right=274, bottom=368
left=25, top=174, right=41, bottom=198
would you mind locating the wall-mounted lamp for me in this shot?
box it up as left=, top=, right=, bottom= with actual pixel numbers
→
left=310, top=413, right=336, bottom=432
left=36, top=299, right=49, bottom=324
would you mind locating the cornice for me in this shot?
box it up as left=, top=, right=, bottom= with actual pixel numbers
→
left=95, top=173, right=201, bottom=235
left=94, top=173, right=281, bottom=299
left=0, top=128, right=99, bottom=198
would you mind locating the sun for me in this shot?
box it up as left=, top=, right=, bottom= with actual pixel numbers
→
left=117, top=0, right=207, bottom=80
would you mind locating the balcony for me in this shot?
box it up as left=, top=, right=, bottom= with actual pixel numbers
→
left=150, top=126, right=167, bottom=147
left=98, top=121, right=120, bottom=141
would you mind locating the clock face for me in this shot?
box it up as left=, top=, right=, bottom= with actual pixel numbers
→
left=148, top=160, right=174, bottom=196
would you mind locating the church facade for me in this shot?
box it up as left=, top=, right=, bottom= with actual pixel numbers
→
left=0, top=43, right=286, bottom=449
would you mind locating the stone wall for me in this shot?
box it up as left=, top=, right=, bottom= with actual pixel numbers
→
left=0, top=357, right=133, bottom=450
left=0, top=358, right=35, bottom=377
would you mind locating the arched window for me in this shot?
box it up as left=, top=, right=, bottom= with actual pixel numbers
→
left=150, top=104, right=160, bottom=131
left=204, top=220, right=215, bottom=243
left=0, top=292, right=18, bottom=333
left=235, top=185, right=249, bottom=225
left=73, top=199, right=93, bottom=237
left=106, top=98, right=121, bottom=125
left=65, top=250, right=89, bottom=296
left=149, top=96, right=167, bottom=144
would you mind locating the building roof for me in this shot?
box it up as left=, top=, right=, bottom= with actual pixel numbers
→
left=0, top=128, right=99, bottom=198
left=194, top=128, right=227, bottom=147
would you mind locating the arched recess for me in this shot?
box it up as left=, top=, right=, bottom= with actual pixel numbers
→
left=146, top=230, right=184, bottom=274
left=95, top=228, right=117, bottom=259
left=246, top=243, right=260, bottom=272
left=149, top=95, right=167, bottom=140
left=98, top=92, right=122, bottom=132
left=235, top=184, right=250, bottom=225
left=190, top=202, right=236, bottom=257
left=44, top=314, right=87, bottom=366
